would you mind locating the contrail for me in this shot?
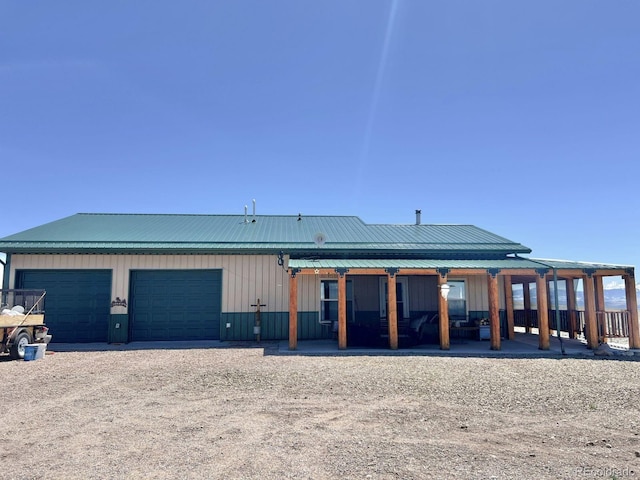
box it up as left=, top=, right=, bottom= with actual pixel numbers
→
left=354, top=0, right=400, bottom=202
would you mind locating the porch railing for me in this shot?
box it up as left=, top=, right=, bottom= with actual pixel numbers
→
left=514, top=309, right=630, bottom=341
left=575, top=310, right=630, bottom=339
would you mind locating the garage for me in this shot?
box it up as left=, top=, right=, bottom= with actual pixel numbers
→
left=16, top=269, right=112, bottom=343
left=129, top=270, right=222, bottom=341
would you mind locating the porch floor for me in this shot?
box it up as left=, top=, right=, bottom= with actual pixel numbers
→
left=280, top=332, right=638, bottom=357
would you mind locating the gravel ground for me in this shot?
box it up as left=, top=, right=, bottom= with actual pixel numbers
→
left=0, top=346, right=639, bottom=480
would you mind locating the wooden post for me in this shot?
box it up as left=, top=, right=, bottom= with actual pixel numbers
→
left=583, top=273, right=599, bottom=349
left=438, top=274, right=450, bottom=350
left=488, top=273, right=500, bottom=350
left=387, top=274, right=398, bottom=350
left=546, top=279, right=555, bottom=336
left=566, top=278, right=577, bottom=339
left=594, top=276, right=606, bottom=343
left=503, top=274, right=515, bottom=340
left=536, top=274, right=550, bottom=350
left=523, top=282, right=532, bottom=333
left=624, top=273, right=640, bottom=349
left=288, top=273, right=298, bottom=350
left=338, top=273, right=347, bottom=350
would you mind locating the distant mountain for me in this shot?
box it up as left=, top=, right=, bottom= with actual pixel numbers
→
left=512, top=287, right=630, bottom=310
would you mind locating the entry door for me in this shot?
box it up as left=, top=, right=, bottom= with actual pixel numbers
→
left=379, top=277, right=410, bottom=320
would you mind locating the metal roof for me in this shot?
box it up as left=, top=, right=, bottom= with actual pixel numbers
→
left=288, top=257, right=632, bottom=271
left=0, top=213, right=532, bottom=256
left=526, top=258, right=634, bottom=271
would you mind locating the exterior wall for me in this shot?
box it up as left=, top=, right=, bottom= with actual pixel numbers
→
left=464, top=275, right=488, bottom=311
left=7, top=256, right=509, bottom=341
left=9, top=254, right=298, bottom=341
left=352, top=275, right=379, bottom=311
left=297, top=272, right=322, bottom=311
left=408, top=275, right=438, bottom=313
left=9, top=253, right=289, bottom=313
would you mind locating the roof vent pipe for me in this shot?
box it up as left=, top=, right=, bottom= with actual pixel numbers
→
left=252, top=199, right=256, bottom=222
left=415, top=209, right=422, bottom=225
left=244, top=205, right=248, bottom=223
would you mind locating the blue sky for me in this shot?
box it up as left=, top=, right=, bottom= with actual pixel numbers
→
left=1, top=1, right=639, bottom=283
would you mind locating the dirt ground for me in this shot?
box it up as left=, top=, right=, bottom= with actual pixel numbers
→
left=1, top=345, right=639, bottom=480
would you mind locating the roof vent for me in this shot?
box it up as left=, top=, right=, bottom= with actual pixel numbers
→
left=415, top=209, right=422, bottom=225
left=252, top=199, right=256, bottom=223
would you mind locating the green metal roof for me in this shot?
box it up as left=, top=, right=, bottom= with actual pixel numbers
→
left=288, top=257, right=633, bottom=271
left=0, top=213, right=532, bottom=256
left=526, top=258, right=634, bottom=271
left=288, top=258, right=541, bottom=270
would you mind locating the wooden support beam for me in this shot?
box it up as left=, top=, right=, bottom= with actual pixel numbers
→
left=583, top=274, right=599, bottom=349
left=288, top=273, right=298, bottom=350
left=503, top=274, right=515, bottom=340
left=387, top=274, right=398, bottom=350
left=291, top=267, right=631, bottom=278
left=566, top=278, right=577, bottom=339
left=385, top=269, right=438, bottom=276
left=546, top=279, right=557, bottom=336
left=536, top=275, right=550, bottom=350
left=624, top=273, right=640, bottom=349
left=338, top=274, right=347, bottom=350
left=594, top=276, right=606, bottom=342
left=438, top=274, right=450, bottom=350
left=594, top=276, right=605, bottom=312
left=523, top=282, right=532, bottom=334
left=488, top=273, right=501, bottom=350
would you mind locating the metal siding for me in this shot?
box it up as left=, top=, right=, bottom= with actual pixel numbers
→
left=298, top=274, right=320, bottom=312
left=9, top=254, right=290, bottom=318
left=352, top=275, right=379, bottom=311
left=408, top=275, right=438, bottom=311
left=466, top=276, right=488, bottom=311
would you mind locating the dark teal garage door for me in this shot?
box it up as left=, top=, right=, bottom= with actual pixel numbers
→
left=129, top=270, right=222, bottom=341
left=16, top=270, right=112, bottom=343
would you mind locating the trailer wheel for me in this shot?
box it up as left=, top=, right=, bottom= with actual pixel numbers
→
left=9, top=331, right=32, bottom=360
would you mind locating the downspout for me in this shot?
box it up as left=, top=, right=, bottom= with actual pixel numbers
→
left=527, top=257, right=565, bottom=355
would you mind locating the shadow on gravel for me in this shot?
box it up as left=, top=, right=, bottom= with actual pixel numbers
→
left=3, top=339, right=637, bottom=363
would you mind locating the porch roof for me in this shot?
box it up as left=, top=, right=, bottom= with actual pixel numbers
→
left=287, top=257, right=632, bottom=273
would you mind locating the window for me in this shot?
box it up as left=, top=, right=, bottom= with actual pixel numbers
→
left=447, top=280, right=466, bottom=321
left=320, top=279, right=353, bottom=325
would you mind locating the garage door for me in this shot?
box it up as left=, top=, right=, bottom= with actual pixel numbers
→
left=129, top=270, right=222, bottom=341
left=16, top=270, right=112, bottom=343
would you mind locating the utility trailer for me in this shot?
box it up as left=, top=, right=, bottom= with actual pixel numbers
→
left=0, top=289, right=51, bottom=360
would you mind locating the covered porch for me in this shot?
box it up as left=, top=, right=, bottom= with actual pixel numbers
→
left=286, top=258, right=640, bottom=352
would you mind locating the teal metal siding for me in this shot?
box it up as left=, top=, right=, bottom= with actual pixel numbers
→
left=16, top=269, right=112, bottom=343
left=220, top=311, right=332, bottom=341
left=297, top=311, right=333, bottom=340
left=109, top=314, right=129, bottom=343
left=129, top=270, right=222, bottom=341
left=220, top=312, right=289, bottom=341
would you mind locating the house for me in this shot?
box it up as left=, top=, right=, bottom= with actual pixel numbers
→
left=0, top=211, right=637, bottom=350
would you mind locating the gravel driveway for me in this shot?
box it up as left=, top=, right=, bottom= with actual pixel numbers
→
left=0, top=346, right=639, bottom=479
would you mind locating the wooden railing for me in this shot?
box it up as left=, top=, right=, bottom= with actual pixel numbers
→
left=514, top=309, right=630, bottom=341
